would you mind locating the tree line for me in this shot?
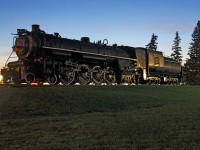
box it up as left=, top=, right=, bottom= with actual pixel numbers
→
left=146, top=21, right=200, bottom=85
left=146, top=31, right=182, bottom=63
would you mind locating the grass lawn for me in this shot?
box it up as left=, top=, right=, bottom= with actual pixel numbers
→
left=0, top=85, right=200, bottom=149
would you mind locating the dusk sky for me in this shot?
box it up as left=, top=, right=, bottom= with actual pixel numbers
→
left=0, top=0, right=199, bottom=68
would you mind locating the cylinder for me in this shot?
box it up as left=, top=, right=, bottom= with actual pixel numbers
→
left=32, top=24, right=40, bottom=33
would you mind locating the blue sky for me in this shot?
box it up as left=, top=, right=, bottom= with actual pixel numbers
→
left=0, top=0, right=199, bottom=67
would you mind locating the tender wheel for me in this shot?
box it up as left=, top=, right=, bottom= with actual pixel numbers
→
left=47, top=74, right=59, bottom=85
left=92, top=66, right=103, bottom=85
left=105, top=67, right=116, bottom=85
left=77, top=64, right=91, bottom=85
left=25, top=72, right=35, bottom=83
left=60, top=69, right=75, bottom=85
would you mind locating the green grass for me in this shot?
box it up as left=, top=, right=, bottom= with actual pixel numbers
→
left=0, top=85, right=200, bottom=149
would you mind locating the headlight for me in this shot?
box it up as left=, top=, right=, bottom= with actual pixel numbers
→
left=0, top=75, right=3, bottom=82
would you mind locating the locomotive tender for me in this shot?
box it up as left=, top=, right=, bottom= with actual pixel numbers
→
left=1, top=25, right=182, bottom=85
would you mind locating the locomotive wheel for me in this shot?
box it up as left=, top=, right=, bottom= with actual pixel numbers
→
left=60, top=69, right=75, bottom=85
left=13, top=77, right=20, bottom=84
left=92, top=66, right=103, bottom=85
left=25, top=72, right=35, bottom=83
left=77, top=64, right=91, bottom=85
left=121, top=74, right=133, bottom=84
left=47, top=74, right=59, bottom=85
left=105, top=67, right=116, bottom=85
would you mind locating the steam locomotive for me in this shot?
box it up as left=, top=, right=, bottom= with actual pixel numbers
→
left=1, top=25, right=182, bottom=85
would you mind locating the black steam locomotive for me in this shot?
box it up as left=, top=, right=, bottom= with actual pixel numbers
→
left=1, top=25, right=182, bottom=85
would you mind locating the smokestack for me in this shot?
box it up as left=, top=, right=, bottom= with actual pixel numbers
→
left=32, top=24, right=40, bottom=33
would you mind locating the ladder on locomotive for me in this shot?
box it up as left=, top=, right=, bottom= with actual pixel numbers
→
left=4, top=36, right=18, bottom=67
left=4, top=51, right=17, bottom=67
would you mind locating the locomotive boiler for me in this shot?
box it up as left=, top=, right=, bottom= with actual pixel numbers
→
left=1, top=24, right=182, bottom=85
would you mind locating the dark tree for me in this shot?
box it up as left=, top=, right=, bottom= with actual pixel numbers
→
left=171, top=31, right=182, bottom=63
left=185, top=21, right=200, bottom=84
left=146, top=33, right=158, bottom=51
